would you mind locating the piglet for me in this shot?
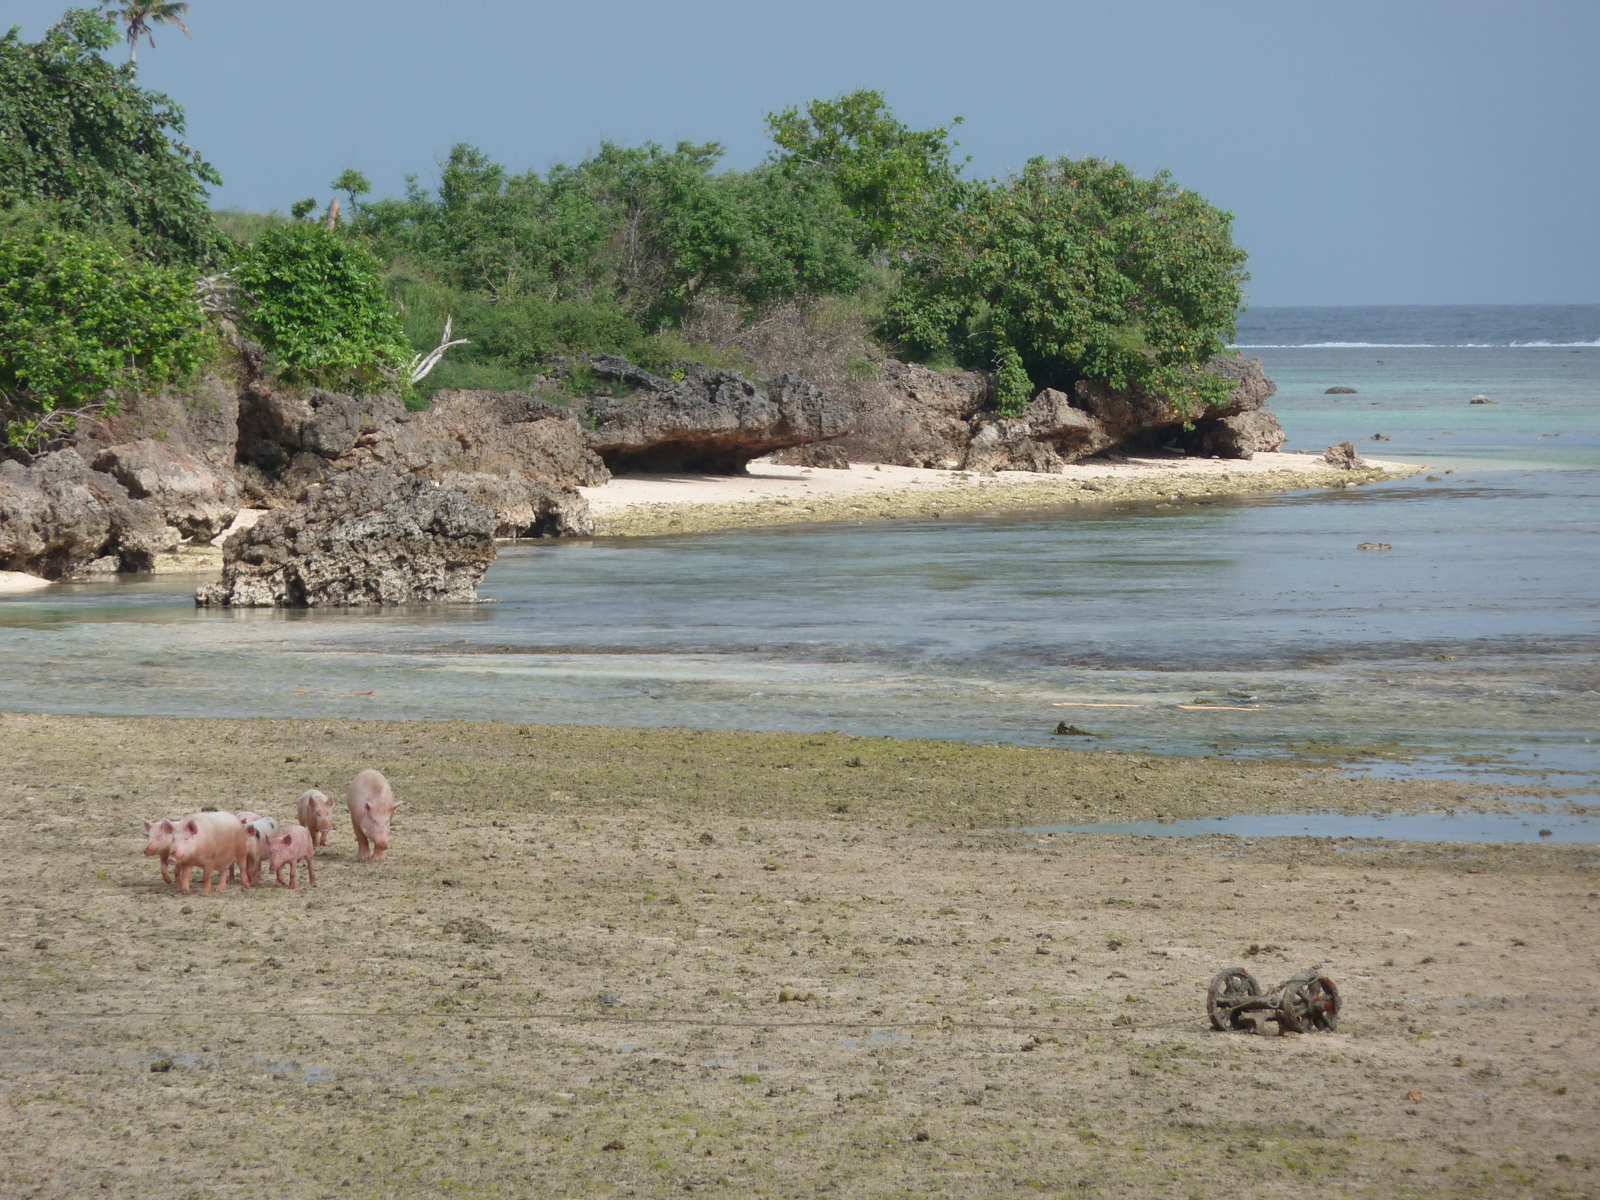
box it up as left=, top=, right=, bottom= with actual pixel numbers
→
left=242, top=816, right=282, bottom=887
left=142, top=818, right=180, bottom=884
left=269, top=826, right=316, bottom=889
left=168, top=812, right=249, bottom=895
left=296, top=789, right=334, bottom=847
left=346, top=769, right=402, bottom=862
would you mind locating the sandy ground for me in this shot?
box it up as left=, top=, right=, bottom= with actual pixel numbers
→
left=0, top=571, right=51, bottom=594
left=1, top=713, right=1594, bottom=1199
left=580, top=453, right=1422, bottom=536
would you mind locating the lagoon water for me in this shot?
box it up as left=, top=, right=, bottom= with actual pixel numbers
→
left=3, top=305, right=1598, bottom=800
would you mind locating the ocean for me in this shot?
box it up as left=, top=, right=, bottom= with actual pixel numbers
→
left=3, top=305, right=1597, bottom=797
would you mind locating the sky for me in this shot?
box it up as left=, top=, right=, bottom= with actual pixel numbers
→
left=7, top=0, right=1598, bottom=307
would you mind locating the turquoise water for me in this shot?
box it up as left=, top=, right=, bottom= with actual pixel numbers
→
left=3, top=309, right=1597, bottom=798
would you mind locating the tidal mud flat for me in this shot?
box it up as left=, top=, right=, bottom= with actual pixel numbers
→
left=1, top=714, right=1595, bottom=1198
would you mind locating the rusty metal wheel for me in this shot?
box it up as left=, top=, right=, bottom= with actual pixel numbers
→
left=1206, top=967, right=1261, bottom=1031
left=1305, top=973, right=1341, bottom=1031
left=1279, top=970, right=1341, bottom=1032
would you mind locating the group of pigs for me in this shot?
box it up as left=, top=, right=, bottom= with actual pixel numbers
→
left=140, top=767, right=403, bottom=895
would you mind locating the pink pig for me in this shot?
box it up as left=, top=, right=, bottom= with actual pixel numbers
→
left=268, top=826, right=316, bottom=889
left=168, top=813, right=249, bottom=895
left=346, top=769, right=402, bottom=861
left=142, top=818, right=181, bottom=884
left=236, top=811, right=265, bottom=826
left=242, top=817, right=281, bottom=887
left=296, top=789, right=334, bottom=847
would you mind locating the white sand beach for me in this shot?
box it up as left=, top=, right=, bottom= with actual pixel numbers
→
left=580, top=451, right=1421, bottom=536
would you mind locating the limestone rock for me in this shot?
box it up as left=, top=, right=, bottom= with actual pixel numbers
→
left=0, top=449, right=178, bottom=578
left=196, top=468, right=496, bottom=607
left=1325, top=386, right=1358, bottom=395
left=438, top=471, right=594, bottom=538
left=91, top=440, right=241, bottom=542
left=963, top=419, right=1065, bottom=474
left=1323, top=442, right=1367, bottom=470
left=237, top=386, right=406, bottom=471
left=769, top=441, right=851, bottom=469
left=1185, top=409, right=1288, bottom=460
left=581, top=359, right=854, bottom=474
left=807, top=362, right=990, bottom=468
left=78, top=372, right=241, bottom=471
left=387, top=390, right=608, bottom=487
left=1017, top=389, right=1116, bottom=461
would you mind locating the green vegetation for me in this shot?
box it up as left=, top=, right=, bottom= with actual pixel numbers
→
left=766, top=88, right=966, bottom=255
left=0, top=213, right=208, bottom=447
left=884, top=157, right=1249, bottom=417
left=0, top=8, right=218, bottom=264
left=231, top=223, right=411, bottom=392
left=0, top=4, right=1248, bottom=443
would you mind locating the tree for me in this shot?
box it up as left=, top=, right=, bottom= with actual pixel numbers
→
left=0, top=9, right=220, bottom=263
left=0, top=214, right=208, bottom=448
left=766, top=89, right=965, bottom=255
left=357, top=141, right=864, bottom=322
left=331, top=169, right=372, bottom=212
left=232, top=223, right=413, bottom=392
left=885, top=156, right=1248, bottom=416
left=100, top=1, right=190, bottom=65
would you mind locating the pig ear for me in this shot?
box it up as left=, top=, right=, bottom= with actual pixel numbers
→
left=362, top=800, right=372, bottom=813
left=184, top=819, right=198, bottom=833
left=391, top=800, right=404, bottom=809
left=143, top=819, right=153, bottom=832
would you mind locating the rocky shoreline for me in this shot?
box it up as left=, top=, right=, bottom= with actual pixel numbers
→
left=1, top=344, right=1391, bottom=602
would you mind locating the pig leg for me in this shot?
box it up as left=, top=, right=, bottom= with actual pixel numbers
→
left=354, top=829, right=371, bottom=861
left=213, top=864, right=226, bottom=894
left=236, top=850, right=251, bottom=890
left=200, top=867, right=213, bottom=895
left=287, top=861, right=298, bottom=890
left=274, top=862, right=287, bottom=888
left=174, top=865, right=191, bottom=894
left=304, top=852, right=315, bottom=886
left=160, top=853, right=172, bottom=886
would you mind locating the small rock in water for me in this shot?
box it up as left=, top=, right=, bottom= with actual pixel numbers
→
left=1435, top=653, right=1457, bottom=661
left=1357, top=542, right=1393, bottom=551
left=1371, top=433, right=1391, bottom=441
left=1469, top=394, right=1495, bottom=404
left=1325, top=386, right=1358, bottom=394
left=1054, top=722, right=1094, bottom=736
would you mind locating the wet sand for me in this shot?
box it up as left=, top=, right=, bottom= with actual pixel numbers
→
left=581, top=453, right=1419, bottom=537
left=1, top=713, right=1594, bottom=1198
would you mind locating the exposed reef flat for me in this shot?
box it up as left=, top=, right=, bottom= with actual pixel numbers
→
left=0, top=712, right=1592, bottom=1199
left=583, top=452, right=1419, bottom=537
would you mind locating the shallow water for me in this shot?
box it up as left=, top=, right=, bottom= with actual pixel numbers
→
left=1023, top=808, right=1600, bottom=845
left=2, top=310, right=1597, bottom=792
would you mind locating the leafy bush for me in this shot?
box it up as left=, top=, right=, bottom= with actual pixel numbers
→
left=233, top=224, right=411, bottom=392
left=0, top=215, right=208, bottom=447
left=885, top=156, right=1247, bottom=416
left=766, top=89, right=966, bottom=255
left=358, top=140, right=863, bottom=325
left=0, top=9, right=221, bottom=264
